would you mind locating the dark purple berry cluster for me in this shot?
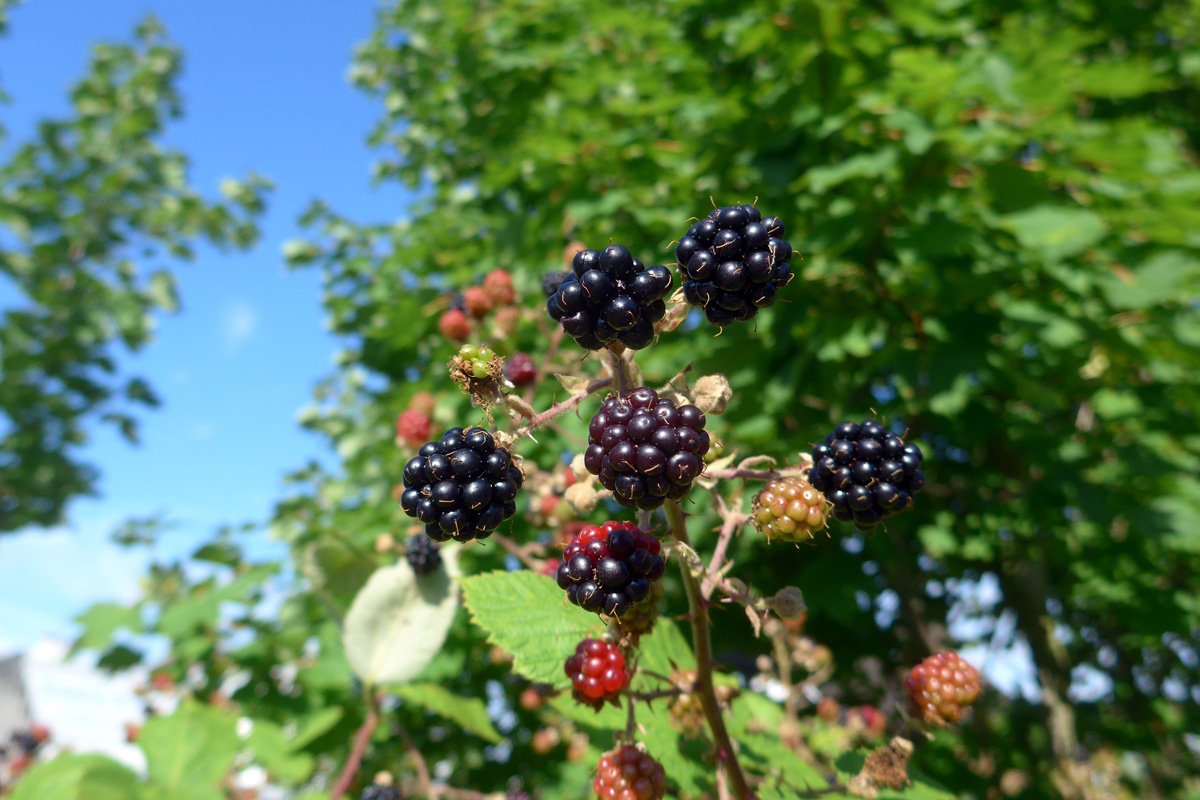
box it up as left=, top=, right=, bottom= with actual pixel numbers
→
left=555, top=522, right=665, bottom=617
left=676, top=204, right=794, bottom=327
left=399, top=427, right=522, bottom=542
left=404, top=532, right=442, bottom=575
left=584, top=388, right=708, bottom=509
left=807, top=420, right=925, bottom=530
left=546, top=244, right=673, bottom=351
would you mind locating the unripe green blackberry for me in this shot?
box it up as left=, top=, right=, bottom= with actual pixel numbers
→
left=752, top=477, right=829, bottom=542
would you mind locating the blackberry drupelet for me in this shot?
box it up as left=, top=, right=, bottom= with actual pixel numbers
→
left=675, top=204, right=795, bottom=327
left=807, top=420, right=925, bottom=530
left=904, top=652, right=982, bottom=727
left=404, top=532, right=442, bottom=575
left=546, top=244, right=673, bottom=351
left=583, top=388, right=708, bottom=509
left=398, top=426, right=523, bottom=542
left=565, top=638, right=630, bottom=709
left=555, top=521, right=666, bottom=618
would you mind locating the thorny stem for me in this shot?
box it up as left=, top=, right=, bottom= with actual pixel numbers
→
left=702, top=500, right=748, bottom=600
left=606, top=346, right=636, bottom=395
left=513, top=377, right=612, bottom=439
left=705, top=466, right=808, bottom=482
left=330, top=691, right=381, bottom=800
left=394, top=716, right=438, bottom=800
left=664, top=499, right=756, bottom=800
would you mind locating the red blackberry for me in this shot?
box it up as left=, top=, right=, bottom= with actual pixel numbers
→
left=583, top=389, right=708, bottom=509
left=555, top=521, right=666, bottom=617
left=361, top=787, right=401, bottom=800
left=807, top=420, right=926, bottom=530
left=483, top=268, right=516, bottom=305
left=676, top=204, right=795, bottom=328
left=904, top=652, right=981, bottom=727
left=593, top=745, right=667, bottom=800
left=396, top=409, right=431, bottom=449
left=398, top=426, right=523, bottom=542
left=565, top=638, right=630, bottom=709
left=404, top=532, right=442, bottom=575
left=506, top=352, right=538, bottom=386
left=546, top=245, right=673, bottom=351
left=439, top=309, right=472, bottom=341
left=463, top=286, right=494, bottom=318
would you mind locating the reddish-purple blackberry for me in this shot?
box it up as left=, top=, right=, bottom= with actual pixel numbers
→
left=593, top=745, right=667, bottom=800
left=676, top=204, right=795, bottom=327
left=904, top=652, right=982, bottom=727
left=546, top=245, right=673, bottom=351
left=807, top=420, right=925, bottom=530
left=565, top=638, right=630, bottom=709
left=555, top=521, right=666, bottom=618
left=399, top=426, right=523, bottom=542
left=584, top=388, right=708, bottom=509
left=404, top=532, right=442, bottom=575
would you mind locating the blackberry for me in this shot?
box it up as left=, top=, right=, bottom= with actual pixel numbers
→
left=398, top=426, right=523, bottom=542
left=752, top=477, right=830, bottom=542
left=667, top=670, right=705, bottom=738
left=404, top=533, right=442, bottom=575
left=807, top=421, right=926, bottom=530
left=904, top=652, right=982, bottom=727
left=542, top=270, right=570, bottom=298
left=676, top=204, right=795, bottom=327
left=458, top=344, right=497, bottom=379
left=555, top=521, right=666, bottom=617
left=546, top=245, right=673, bottom=351
left=593, top=745, right=667, bottom=800
left=396, top=409, right=431, bottom=449
left=565, top=638, right=630, bottom=709
left=583, top=389, right=708, bottom=509
left=361, top=787, right=401, bottom=800
left=506, top=352, right=538, bottom=386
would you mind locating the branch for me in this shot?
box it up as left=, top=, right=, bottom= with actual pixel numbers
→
left=330, top=693, right=381, bottom=800
left=702, top=498, right=748, bottom=600
left=489, top=531, right=542, bottom=571
left=512, top=377, right=612, bottom=440
left=664, top=500, right=756, bottom=800
left=705, top=466, right=808, bottom=482
left=606, top=346, right=637, bottom=394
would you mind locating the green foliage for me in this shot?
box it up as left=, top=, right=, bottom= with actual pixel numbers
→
left=0, top=17, right=268, bottom=532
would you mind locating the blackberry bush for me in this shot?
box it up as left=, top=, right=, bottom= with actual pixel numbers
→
left=565, top=638, right=630, bottom=709
left=398, top=426, right=523, bottom=542
left=546, top=244, right=673, bottom=351
left=905, top=652, right=982, bottom=728
left=555, top=521, right=665, bottom=617
left=675, top=204, right=795, bottom=327
left=807, top=420, right=926, bottom=530
left=404, top=532, right=442, bottom=575
left=583, top=388, right=708, bottom=509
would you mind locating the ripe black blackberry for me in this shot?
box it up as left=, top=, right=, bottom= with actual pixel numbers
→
left=555, top=521, right=666, bottom=618
left=361, top=786, right=400, bottom=800
left=542, top=270, right=570, bottom=298
left=675, top=204, right=795, bottom=327
left=398, top=426, right=523, bottom=542
left=584, top=388, right=708, bottom=509
left=807, top=420, right=925, bottom=530
left=404, top=533, right=442, bottom=575
left=545, top=244, right=673, bottom=351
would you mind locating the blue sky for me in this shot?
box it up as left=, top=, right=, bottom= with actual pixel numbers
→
left=0, top=0, right=412, bottom=654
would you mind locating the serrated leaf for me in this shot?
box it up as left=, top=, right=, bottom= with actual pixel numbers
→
left=140, top=700, right=240, bottom=800
left=729, top=692, right=826, bottom=791
left=393, top=682, right=502, bottom=743
left=460, top=571, right=599, bottom=688
left=633, top=619, right=694, bottom=690
left=10, top=754, right=142, bottom=800
left=72, top=602, right=142, bottom=653
left=343, top=548, right=459, bottom=687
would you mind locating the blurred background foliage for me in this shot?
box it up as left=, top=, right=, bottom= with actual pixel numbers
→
left=10, top=0, right=1200, bottom=798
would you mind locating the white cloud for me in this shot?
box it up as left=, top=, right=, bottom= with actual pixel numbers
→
left=222, top=300, right=258, bottom=352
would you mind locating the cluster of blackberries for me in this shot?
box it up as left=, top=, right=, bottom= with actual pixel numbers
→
left=399, top=427, right=523, bottom=542
left=807, top=420, right=925, bottom=530
left=904, top=652, right=982, bottom=727
left=404, top=533, right=442, bottom=575
left=546, top=245, right=673, bottom=351
left=555, top=522, right=665, bottom=617
left=676, top=204, right=794, bottom=327
left=584, top=388, right=708, bottom=509
left=565, top=638, right=631, bottom=709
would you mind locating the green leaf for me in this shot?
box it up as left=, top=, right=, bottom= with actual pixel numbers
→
left=72, top=602, right=142, bottom=653
left=140, top=700, right=240, bottom=800
left=999, top=205, right=1106, bottom=261
left=393, top=682, right=502, bottom=743
left=247, top=719, right=314, bottom=783
left=343, top=547, right=460, bottom=686
left=728, top=692, right=826, bottom=791
left=460, top=571, right=599, bottom=688
left=806, top=147, right=898, bottom=194
left=10, top=754, right=141, bottom=800
left=633, top=618, right=694, bottom=689
left=288, top=707, right=345, bottom=750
